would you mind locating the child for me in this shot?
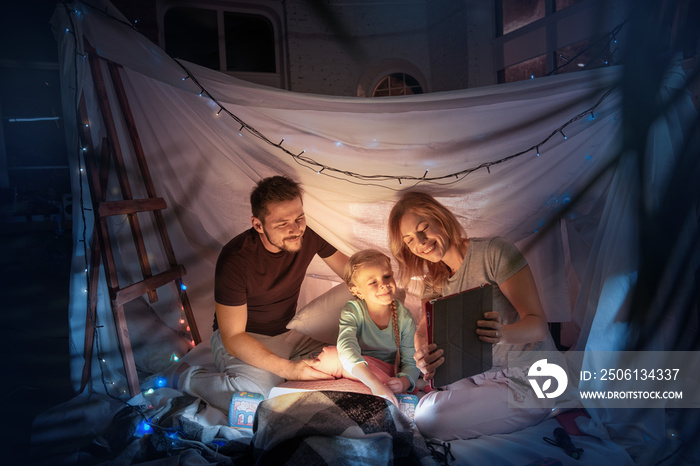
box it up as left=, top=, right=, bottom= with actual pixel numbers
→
left=316, top=249, right=420, bottom=406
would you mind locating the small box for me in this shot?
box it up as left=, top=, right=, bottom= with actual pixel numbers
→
left=228, top=391, right=264, bottom=429
left=396, top=394, right=418, bottom=419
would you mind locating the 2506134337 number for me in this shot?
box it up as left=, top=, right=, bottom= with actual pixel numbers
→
left=598, top=368, right=680, bottom=381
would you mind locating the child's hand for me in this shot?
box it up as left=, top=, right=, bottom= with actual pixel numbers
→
left=371, top=384, right=399, bottom=406
left=385, top=376, right=410, bottom=394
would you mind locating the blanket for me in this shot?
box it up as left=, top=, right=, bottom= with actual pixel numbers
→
left=252, top=391, right=436, bottom=465
left=51, top=390, right=436, bottom=465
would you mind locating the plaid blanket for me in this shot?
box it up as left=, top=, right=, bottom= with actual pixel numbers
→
left=251, top=391, right=436, bottom=465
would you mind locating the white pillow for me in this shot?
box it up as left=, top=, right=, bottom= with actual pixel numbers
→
left=287, top=283, right=354, bottom=344
left=287, top=284, right=407, bottom=344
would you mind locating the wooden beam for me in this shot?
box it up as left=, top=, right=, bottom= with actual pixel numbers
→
left=113, top=265, right=186, bottom=308
left=85, top=41, right=158, bottom=303
left=111, top=303, right=142, bottom=397
left=97, top=198, right=167, bottom=217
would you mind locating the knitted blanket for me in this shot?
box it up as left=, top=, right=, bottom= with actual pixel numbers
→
left=251, top=390, right=436, bottom=465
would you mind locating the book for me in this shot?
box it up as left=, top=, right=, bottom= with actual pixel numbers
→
left=268, top=378, right=372, bottom=398
left=426, top=284, right=493, bottom=388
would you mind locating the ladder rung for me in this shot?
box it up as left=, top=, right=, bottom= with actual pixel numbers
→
left=114, top=265, right=186, bottom=307
left=98, top=198, right=167, bottom=217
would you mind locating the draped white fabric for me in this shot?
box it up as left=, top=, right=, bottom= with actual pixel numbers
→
left=52, top=4, right=694, bottom=449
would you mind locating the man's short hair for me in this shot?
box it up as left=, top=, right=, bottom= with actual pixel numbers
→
left=250, top=175, right=303, bottom=222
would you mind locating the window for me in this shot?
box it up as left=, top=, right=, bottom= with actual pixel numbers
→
left=224, top=13, right=276, bottom=73
left=162, top=6, right=281, bottom=86
left=371, top=73, right=423, bottom=97
left=501, top=55, right=547, bottom=83
left=164, top=7, right=219, bottom=70
left=497, top=0, right=616, bottom=84
left=556, top=0, right=587, bottom=11
left=556, top=38, right=605, bottom=74
left=502, top=0, right=544, bottom=35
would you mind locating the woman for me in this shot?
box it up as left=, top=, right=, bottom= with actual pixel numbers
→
left=388, top=191, right=558, bottom=440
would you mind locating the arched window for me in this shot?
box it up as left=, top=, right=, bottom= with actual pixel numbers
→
left=371, top=73, right=423, bottom=97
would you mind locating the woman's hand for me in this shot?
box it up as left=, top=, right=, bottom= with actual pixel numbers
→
left=477, top=311, right=504, bottom=344
left=413, top=343, right=444, bottom=381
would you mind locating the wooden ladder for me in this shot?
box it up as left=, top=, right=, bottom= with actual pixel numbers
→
left=77, top=41, right=201, bottom=397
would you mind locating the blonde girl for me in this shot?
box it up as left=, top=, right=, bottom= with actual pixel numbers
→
left=315, top=249, right=420, bottom=405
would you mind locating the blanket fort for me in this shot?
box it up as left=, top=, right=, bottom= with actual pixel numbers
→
left=42, top=1, right=700, bottom=465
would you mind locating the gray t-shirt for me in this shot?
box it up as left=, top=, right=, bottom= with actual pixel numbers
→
left=423, top=237, right=557, bottom=369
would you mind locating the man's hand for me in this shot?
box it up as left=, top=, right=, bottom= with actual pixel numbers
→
left=284, top=359, right=334, bottom=381
left=413, top=343, right=444, bottom=381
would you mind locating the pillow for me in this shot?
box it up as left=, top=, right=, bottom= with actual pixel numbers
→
left=287, top=283, right=354, bottom=344
left=287, top=284, right=408, bottom=344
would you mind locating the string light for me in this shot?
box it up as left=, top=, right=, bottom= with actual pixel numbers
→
left=174, top=53, right=616, bottom=190
left=546, top=19, right=628, bottom=77
left=63, top=3, right=201, bottom=401
left=135, top=420, right=153, bottom=436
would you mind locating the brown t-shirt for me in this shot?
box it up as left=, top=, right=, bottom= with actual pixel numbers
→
left=213, top=227, right=337, bottom=336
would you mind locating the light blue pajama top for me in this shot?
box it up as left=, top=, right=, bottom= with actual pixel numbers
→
left=337, top=298, right=420, bottom=391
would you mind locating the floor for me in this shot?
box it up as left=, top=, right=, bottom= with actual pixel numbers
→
left=2, top=224, right=75, bottom=465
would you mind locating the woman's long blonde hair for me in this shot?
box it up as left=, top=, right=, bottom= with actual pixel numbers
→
left=388, top=191, right=467, bottom=295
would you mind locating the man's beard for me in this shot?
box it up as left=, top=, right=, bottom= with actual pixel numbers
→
left=262, top=227, right=303, bottom=253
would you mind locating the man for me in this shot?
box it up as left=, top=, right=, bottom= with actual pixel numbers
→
left=177, top=176, right=347, bottom=411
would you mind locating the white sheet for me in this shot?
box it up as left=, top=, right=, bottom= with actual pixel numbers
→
left=53, top=1, right=621, bottom=390
left=448, top=417, right=634, bottom=466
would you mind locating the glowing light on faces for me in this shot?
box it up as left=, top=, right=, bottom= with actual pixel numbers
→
left=399, top=211, right=447, bottom=263
left=352, top=262, right=396, bottom=310
left=256, top=197, right=306, bottom=253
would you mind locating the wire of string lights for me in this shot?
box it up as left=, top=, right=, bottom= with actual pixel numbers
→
left=176, top=59, right=618, bottom=190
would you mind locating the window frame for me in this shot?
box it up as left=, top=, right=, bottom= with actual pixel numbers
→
left=371, top=72, right=424, bottom=97
left=157, top=1, right=287, bottom=89
left=493, top=0, right=616, bottom=83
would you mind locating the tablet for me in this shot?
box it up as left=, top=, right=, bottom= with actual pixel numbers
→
left=426, top=284, right=493, bottom=388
